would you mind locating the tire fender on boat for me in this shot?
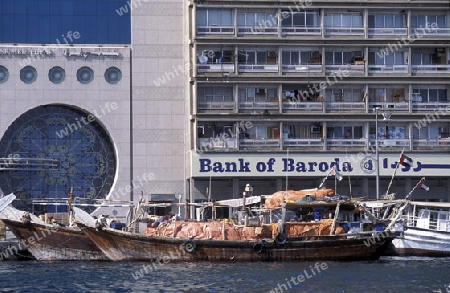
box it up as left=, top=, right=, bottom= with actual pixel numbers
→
left=182, top=240, right=196, bottom=253
left=275, top=233, right=287, bottom=246
left=253, top=240, right=264, bottom=254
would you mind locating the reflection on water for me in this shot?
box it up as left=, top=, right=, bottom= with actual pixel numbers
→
left=0, top=257, right=449, bottom=293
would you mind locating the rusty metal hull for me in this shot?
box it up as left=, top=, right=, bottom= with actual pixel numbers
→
left=2, top=219, right=107, bottom=261
left=81, top=226, right=392, bottom=262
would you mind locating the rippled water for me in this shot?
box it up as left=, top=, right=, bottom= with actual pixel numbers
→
left=0, top=257, right=449, bottom=293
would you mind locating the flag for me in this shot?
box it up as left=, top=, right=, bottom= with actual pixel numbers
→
left=399, top=154, right=413, bottom=167
left=418, top=178, right=429, bottom=191
left=329, top=166, right=343, bottom=181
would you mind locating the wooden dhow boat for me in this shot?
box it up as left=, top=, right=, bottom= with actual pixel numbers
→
left=76, top=189, right=395, bottom=262
left=0, top=193, right=107, bottom=261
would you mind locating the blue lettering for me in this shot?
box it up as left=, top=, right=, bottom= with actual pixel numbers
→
left=224, top=162, right=237, bottom=172
left=199, top=159, right=211, bottom=172
left=282, top=158, right=294, bottom=172
left=238, top=158, right=251, bottom=172
left=318, top=162, right=328, bottom=172
left=256, top=162, right=266, bottom=172
left=342, top=162, right=353, bottom=172
left=307, top=162, right=317, bottom=172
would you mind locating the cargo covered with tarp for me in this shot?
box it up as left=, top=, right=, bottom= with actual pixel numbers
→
left=265, top=188, right=335, bottom=208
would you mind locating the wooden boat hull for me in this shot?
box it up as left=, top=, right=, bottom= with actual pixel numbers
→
left=391, top=227, right=450, bottom=257
left=1, top=219, right=107, bottom=261
left=81, top=225, right=393, bottom=262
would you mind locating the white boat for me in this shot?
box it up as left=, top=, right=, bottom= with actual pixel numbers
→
left=391, top=201, right=450, bottom=257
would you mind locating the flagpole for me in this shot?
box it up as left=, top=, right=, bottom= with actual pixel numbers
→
left=334, top=174, right=337, bottom=195
left=385, top=148, right=405, bottom=198
left=405, top=177, right=426, bottom=200
left=318, top=169, right=329, bottom=189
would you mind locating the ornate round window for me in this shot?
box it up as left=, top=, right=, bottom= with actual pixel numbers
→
left=77, top=66, right=94, bottom=84
left=48, top=66, right=66, bottom=84
left=0, top=65, right=9, bottom=84
left=20, top=66, right=37, bottom=84
left=104, top=67, right=122, bottom=84
left=0, top=105, right=117, bottom=213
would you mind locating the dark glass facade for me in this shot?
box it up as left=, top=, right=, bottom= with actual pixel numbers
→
left=0, top=0, right=131, bottom=44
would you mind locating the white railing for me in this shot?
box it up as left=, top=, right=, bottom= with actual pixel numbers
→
left=327, top=102, right=365, bottom=111
left=412, top=102, right=450, bottom=111
left=238, top=64, right=279, bottom=72
left=282, top=64, right=322, bottom=73
left=237, top=26, right=278, bottom=35
left=281, top=26, right=322, bottom=35
left=282, top=102, right=323, bottom=111
left=240, top=139, right=280, bottom=148
left=239, top=101, right=279, bottom=110
left=325, top=27, right=364, bottom=35
left=197, top=63, right=235, bottom=73
left=327, top=138, right=367, bottom=147
left=198, top=138, right=238, bottom=151
left=413, top=139, right=450, bottom=148
left=369, top=102, right=409, bottom=110
left=412, top=64, right=450, bottom=73
left=368, top=64, right=408, bottom=73
left=411, top=27, right=450, bottom=36
left=197, top=101, right=235, bottom=110
left=326, top=64, right=364, bottom=73
left=368, top=28, right=407, bottom=36
left=370, top=139, right=410, bottom=147
left=283, top=138, right=323, bottom=147
left=197, top=26, right=235, bottom=35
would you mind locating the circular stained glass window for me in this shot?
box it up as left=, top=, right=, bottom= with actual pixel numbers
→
left=0, top=66, right=9, bottom=84
left=20, top=66, right=37, bottom=84
left=48, top=66, right=66, bottom=84
left=77, top=66, right=94, bottom=84
left=0, top=105, right=117, bottom=214
left=104, top=67, right=122, bottom=84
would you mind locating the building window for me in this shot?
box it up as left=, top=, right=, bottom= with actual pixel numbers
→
left=196, top=8, right=234, bottom=34
left=77, top=66, right=94, bottom=84
left=281, top=10, right=319, bottom=27
left=412, top=89, right=447, bottom=103
left=104, top=67, right=122, bottom=84
left=0, top=65, right=9, bottom=84
left=325, top=13, right=362, bottom=28
left=411, top=14, right=446, bottom=29
left=368, top=14, right=405, bottom=28
left=48, top=66, right=65, bottom=84
left=20, top=66, right=37, bottom=84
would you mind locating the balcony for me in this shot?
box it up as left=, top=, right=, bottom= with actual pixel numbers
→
left=197, top=26, right=235, bottom=35
left=237, top=26, right=278, bottom=35
left=411, top=27, right=450, bottom=36
left=283, top=138, right=323, bottom=148
left=325, top=27, right=364, bottom=36
left=368, top=64, right=408, bottom=74
left=238, top=64, right=279, bottom=73
left=370, top=139, right=410, bottom=148
left=282, top=101, right=323, bottom=111
left=197, top=101, right=235, bottom=111
left=327, top=102, right=365, bottom=112
left=412, top=102, right=450, bottom=111
left=281, top=26, right=321, bottom=35
left=412, top=64, right=450, bottom=74
left=369, top=102, right=408, bottom=111
left=413, top=139, right=450, bottom=149
left=239, top=100, right=279, bottom=111
left=325, top=64, right=364, bottom=74
left=282, top=64, right=322, bottom=73
left=327, top=138, right=367, bottom=148
left=197, top=63, right=235, bottom=74
left=368, top=28, right=407, bottom=36
left=239, top=139, right=280, bottom=149
left=198, top=138, right=238, bottom=152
